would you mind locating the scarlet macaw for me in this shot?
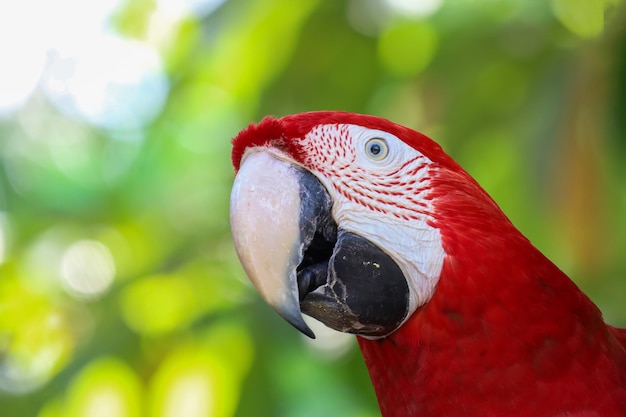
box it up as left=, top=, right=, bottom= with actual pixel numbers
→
left=230, top=111, right=626, bottom=416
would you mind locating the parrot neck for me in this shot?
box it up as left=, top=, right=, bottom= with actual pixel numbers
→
left=357, top=230, right=626, bottom=416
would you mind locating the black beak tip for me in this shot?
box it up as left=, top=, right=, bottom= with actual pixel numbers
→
left=293, top=322, right=316, bottom=339
left=279, top=309, right=316, bottom=339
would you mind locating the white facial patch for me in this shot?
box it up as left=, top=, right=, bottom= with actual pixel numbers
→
left=300, top=124, right=445, bottom=333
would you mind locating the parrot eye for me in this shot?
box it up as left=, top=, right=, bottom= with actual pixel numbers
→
left=365, top=138, right=389, bottom=161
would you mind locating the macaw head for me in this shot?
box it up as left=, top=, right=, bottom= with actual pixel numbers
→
left=230, top=111, right=505, bottom=338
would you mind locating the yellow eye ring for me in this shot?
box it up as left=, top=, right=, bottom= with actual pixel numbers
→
left=365, top=138, right=389, bottom=161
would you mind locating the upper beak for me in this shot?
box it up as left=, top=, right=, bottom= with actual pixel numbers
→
left=230, top=150, right=332, bottom=338
left=230, top=149, right=410, bottom=339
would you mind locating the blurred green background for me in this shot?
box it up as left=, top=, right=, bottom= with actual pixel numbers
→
left=1, top=0, right=625, bottom=416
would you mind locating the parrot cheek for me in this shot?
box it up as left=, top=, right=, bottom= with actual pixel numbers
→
left=298, top=231, right=410, bottom=337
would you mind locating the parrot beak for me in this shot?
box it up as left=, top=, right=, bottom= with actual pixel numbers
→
left=230, top=150, right=331, bottom=338
left=231, top=149, right=410, bottom=339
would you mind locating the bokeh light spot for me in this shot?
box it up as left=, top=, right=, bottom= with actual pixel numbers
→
left=65, top=357, right=142, bottom=417
left=377, top=20, right=437, bottom=78
left=164, top=372, right=214, bottom=417
left=120, top=274, right=198, bottom=336
left=149, top=341, right=246, bottom=417
left=383, top=0, right=444, bottom=17
left=61, top=240, right=116, bottom=300
left=0, top=283, right=74, bottom=395
left=551, top=0, right=604, bottom=38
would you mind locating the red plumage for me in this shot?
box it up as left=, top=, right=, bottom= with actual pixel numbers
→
left=231, top=111, right=626, bottom=416
left=360, top=189, right=626, bottom=415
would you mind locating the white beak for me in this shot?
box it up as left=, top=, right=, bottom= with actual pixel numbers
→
left=230, top=150, right=314, bottom=337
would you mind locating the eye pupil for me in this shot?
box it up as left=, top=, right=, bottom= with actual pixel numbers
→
left=370, top=143, right=381, bottom=155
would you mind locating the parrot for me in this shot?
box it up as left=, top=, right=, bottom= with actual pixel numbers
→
left=229, top=111, right=626, bottom=416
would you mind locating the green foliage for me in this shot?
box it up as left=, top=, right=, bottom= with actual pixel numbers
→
left=551, top=0, right=617, bottom=37
left=378, top=20, right=437, bottom=78
left=1, top=0, right=625, bottom=416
